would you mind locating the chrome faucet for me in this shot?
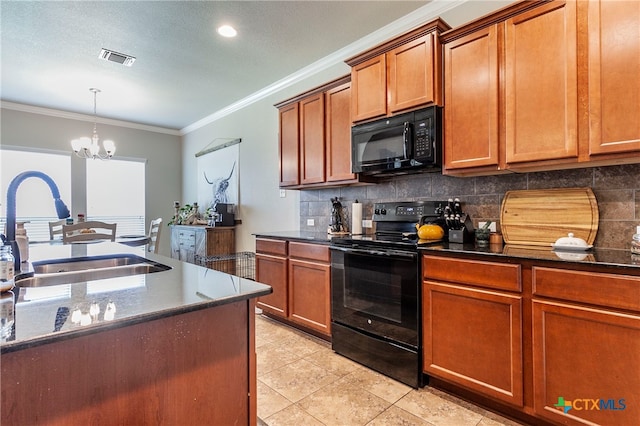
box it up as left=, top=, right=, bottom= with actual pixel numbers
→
left=3, top=171, right=70, bottom=272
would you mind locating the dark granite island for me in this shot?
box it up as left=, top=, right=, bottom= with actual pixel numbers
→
left=1, top=242, right=271, bottom=426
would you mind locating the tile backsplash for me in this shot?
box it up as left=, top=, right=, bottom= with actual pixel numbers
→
left=299, top=163, right=640, bottom=250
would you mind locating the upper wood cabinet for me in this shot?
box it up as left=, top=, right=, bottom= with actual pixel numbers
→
left=504, top=0, right=578, bottom=165
left=325, top=82, right=356, bottom=183
left=347, top=19, right=450, bottom=123
left=443, top=24, right=501, bottom=172
left=587, top=0, right=640, bottom=156
left=278, top=102, right=300, bottom=186
left=276, top=76, right=361, bottom=189
left=442, top=0, right=640, bottom=176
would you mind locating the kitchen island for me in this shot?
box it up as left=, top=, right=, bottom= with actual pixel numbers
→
left=1, top=242, right=271, bottom=426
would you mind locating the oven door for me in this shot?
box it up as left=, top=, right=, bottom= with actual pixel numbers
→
left=331, top=245, right=419, bottom=348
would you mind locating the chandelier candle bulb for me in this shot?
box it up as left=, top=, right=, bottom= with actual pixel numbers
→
left=351, top=200, right=363, bottom=235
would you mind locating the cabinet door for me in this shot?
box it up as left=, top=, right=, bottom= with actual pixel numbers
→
left=255, top=254, right=288, bottom=318
left=173, top=227, right=197, bottom=263
left=504, top=0, right=578, bottom=164
left=532, top=300, right=640, bottom=425
left=325, top=82, right=355, bottom=182
left=279, top=102, right=299, bottom=187
left=444, top=25, right=500, bottom=171
left=351, top=54, right=387, bottom=122
left=423, top=281, right=523, bottom=406
left=288, top=258, right=331, bottom=336
left=388, top=34, right=437, bottom=114
left=588, top=0, right=640, bottom=155
left=300, top=94, right=325, bottom=184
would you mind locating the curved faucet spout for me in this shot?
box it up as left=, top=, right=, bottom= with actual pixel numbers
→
left=5, top=171, right=70, bottom=271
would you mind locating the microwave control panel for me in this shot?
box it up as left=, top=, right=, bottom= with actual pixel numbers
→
left=414, top=117, right=432, bottom=160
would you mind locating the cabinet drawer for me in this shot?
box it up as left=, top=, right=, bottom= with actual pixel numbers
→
left=289, top=242, right=330, bottom=263
left=423, top=255, right=521, bottom=292
left=256, top=238, right=287, bottom=256
left=532, top=267, right=640, bottom=312
left=177, top=229, right=196, bottom=242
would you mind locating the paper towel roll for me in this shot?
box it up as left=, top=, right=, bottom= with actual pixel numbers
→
left=351, top=201, right=363, bottom=235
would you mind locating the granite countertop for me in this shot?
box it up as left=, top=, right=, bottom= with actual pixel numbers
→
left=254, top=231, right=640, bottom=270
left=254, top=230, right=337, bottom=244
left=419, top=242, right=640, bottom=271
left=0, top=242, right=271, bottom=353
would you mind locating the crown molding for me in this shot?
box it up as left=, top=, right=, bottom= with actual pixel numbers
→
left=1, top=100, right=181, bottom=136
left=181, top=0, right=468, bottom=135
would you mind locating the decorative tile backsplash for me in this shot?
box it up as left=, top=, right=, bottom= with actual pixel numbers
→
left=299, top=164, right=640, bottom=250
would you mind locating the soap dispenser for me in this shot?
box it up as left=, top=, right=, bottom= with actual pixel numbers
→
left=15, top=222, right=29, bottom=263
left=632, top=226, right=640, bottom=255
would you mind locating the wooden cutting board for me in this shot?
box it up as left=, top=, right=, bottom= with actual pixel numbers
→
left=500, top=188, right=599, bottom=246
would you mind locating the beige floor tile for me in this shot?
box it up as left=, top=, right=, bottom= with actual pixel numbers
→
left=341, top=366, right=413, bottom=404
left=279, top=334, right=328, bottom=358
left=366, top=405, right=436, bottom=426
left=256, top=379, right=292, bottom=419
left=395, top=387, right=484, bottom=425
left=304, top=348, right=363, bottom=377
left=257, top=341, right=303, bottom=376
left=264, top=404, right=325, bottom=426
left=477, top=412, right=525, bottom=426
left=260, top=358, right=340, bottom=402
left=298, top=377, right=391, bottom=426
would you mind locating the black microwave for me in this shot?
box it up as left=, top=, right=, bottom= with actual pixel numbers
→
left=351, top=106, right=442, bottom=176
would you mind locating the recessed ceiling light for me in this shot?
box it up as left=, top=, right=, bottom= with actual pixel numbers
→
left=217, top=25, right=237, bottom=38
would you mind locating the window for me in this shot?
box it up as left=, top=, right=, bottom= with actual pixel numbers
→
left=0, top=149, right=71, bottom=241
left=1, top=148, right=146, bottom=241
left=86, top=159, right=145, bottom=236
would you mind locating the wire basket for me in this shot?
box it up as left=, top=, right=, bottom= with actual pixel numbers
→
left=195, top=251, right=255, bottom=280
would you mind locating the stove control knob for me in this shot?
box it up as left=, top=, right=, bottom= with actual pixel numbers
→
left=374, top=208, right=380, bottom=215
left=380, top=209, right=387, bottom=215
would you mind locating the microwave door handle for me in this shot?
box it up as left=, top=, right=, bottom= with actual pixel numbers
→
left=403, top=121, right=411, bottom=160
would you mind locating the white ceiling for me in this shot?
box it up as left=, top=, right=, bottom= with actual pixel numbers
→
left=1, top=1, right=513, bottom=133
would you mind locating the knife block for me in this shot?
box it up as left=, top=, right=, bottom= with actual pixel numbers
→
left=448, top=215, right=474, bottom=243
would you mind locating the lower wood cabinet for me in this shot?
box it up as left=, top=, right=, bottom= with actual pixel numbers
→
left=422, top=255, right=523, bottom=406
left=256, top=238, right=331, bottom=338
left=423, top=253, right=640, bottom=425
left=531, top=266, right=640, bottom=426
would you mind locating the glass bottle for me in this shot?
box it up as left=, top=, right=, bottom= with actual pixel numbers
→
left=0, top=245, right=15, bottom=285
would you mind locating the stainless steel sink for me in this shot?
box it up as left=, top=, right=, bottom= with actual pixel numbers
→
left=16, top=254, right=171, bottom=287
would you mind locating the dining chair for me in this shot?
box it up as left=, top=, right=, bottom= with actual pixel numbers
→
left=147, top=217, right=163, bottom=253
left=48, top=219, right=66, bottom=240
left=62, top=221, right=117, bottom=243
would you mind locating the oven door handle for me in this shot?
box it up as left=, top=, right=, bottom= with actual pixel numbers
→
left=331, top=246, right=417, bottom=260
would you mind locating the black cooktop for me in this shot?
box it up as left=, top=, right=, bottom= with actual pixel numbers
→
left=332, top=201, right=449, bottom=250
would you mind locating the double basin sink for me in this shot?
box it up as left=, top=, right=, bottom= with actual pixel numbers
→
left=15, top=254, right=172, bottom=287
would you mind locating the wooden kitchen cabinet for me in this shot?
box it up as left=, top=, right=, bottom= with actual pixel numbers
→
left=325, top=82, right=356, bottom=183
left=422, top=255, right=524, bottom=406
left=288, top=242, right=331, bottom=336
left=587, top=0, right=640, bottom=156
left=504, top=0, right=578, bottom=165
left=531, top=266, right=640, bottom=425
left=255, top=238, right=288, bottom=317
left=256, top=238, right=331, bottom=339
left=276, top=75, right=361, bottom=189
left=170, top=225, right=235, bottom=267
left=347, top=18, right=450, bottom=123
left=442, top=0, right=640, bottom=176
left=278, top=102, right=300, bottom=187
left=443, top=24, right=501, bottom=172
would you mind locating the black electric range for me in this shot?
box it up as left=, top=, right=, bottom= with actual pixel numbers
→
left=330, top=201, right=447, bottom=388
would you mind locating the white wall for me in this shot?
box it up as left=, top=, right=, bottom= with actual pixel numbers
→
left=181, top=63, right=351, bottom=252
left=0, top=107, right=181, bottom=257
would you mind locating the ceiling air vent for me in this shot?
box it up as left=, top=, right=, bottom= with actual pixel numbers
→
left=99, top=48, right=136, bottom=67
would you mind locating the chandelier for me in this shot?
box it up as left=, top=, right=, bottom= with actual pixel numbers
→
left=71, top=88, right=116, bottom=160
